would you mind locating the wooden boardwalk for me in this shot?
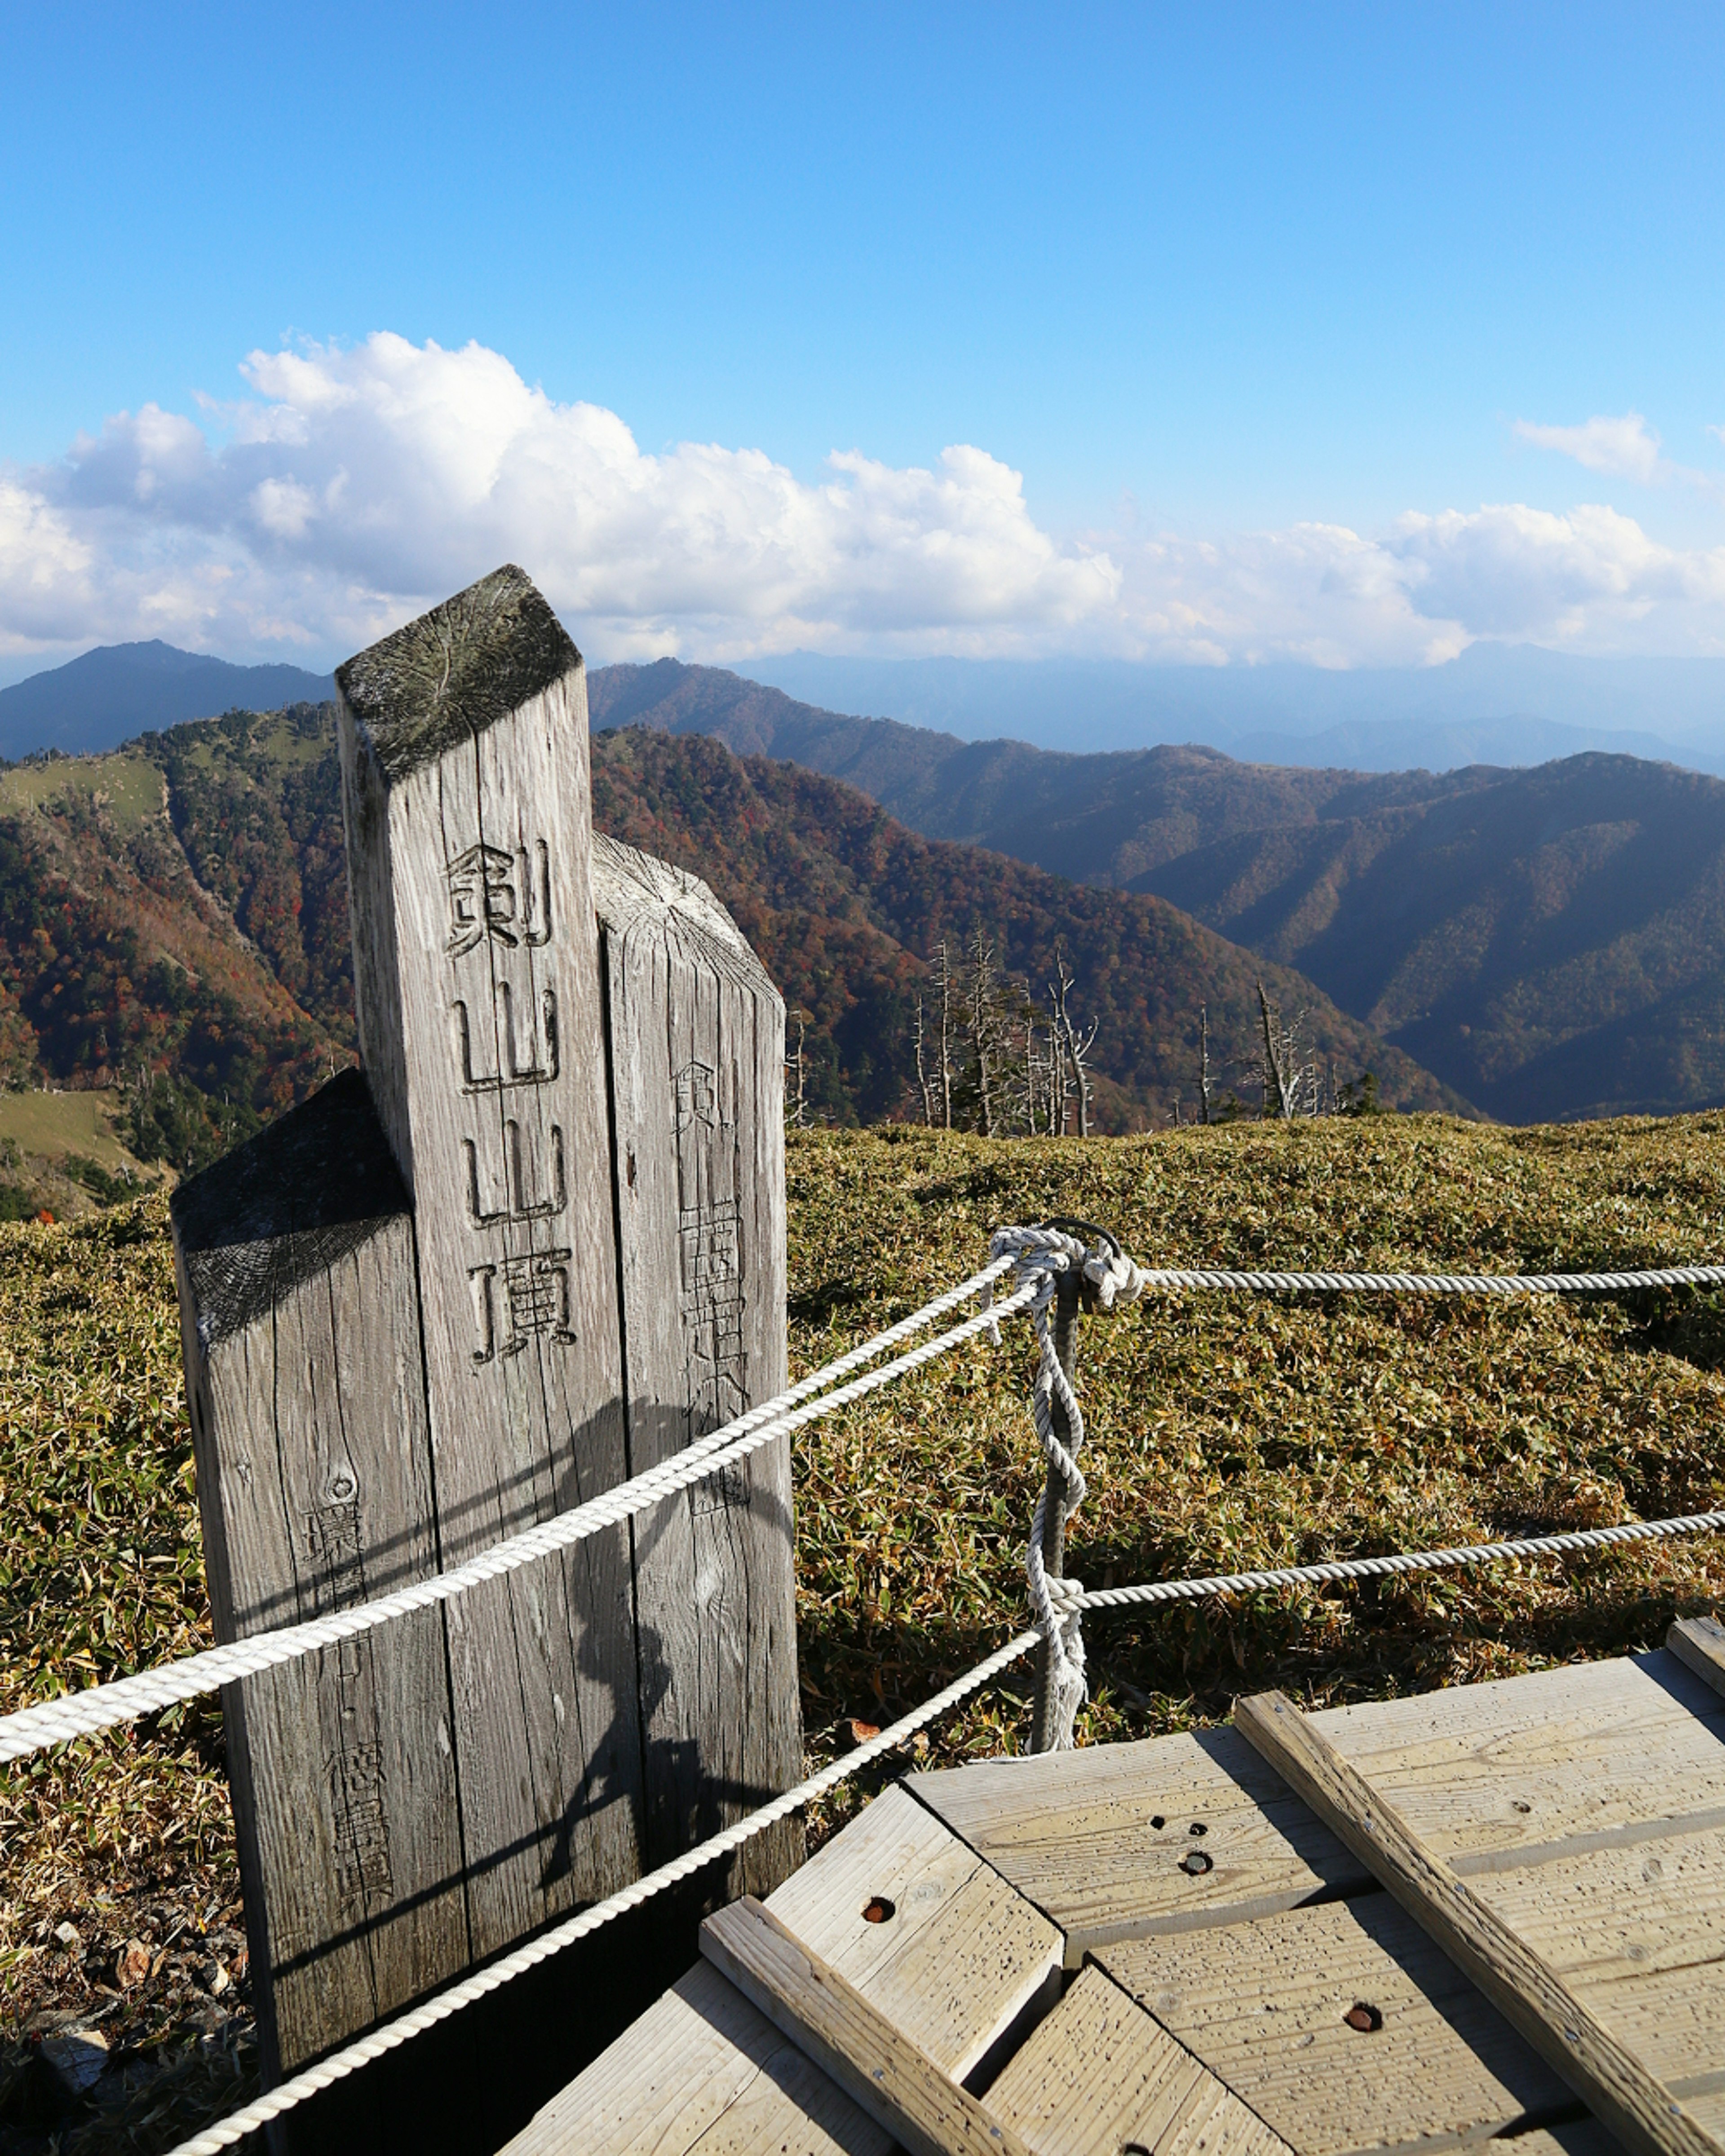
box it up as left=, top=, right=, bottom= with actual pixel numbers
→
left=505, top=1618, right=1725, bottom=2156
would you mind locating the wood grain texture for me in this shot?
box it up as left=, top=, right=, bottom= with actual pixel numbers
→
left=700, top=1896, right=1039, bottom=2156
left=1467, top=1823, right=1725, bottom=2097
left=593, top=834, right=800, bottom=1899
left=339, top=574, right=642, bottom=1959
left=1235, top=1688, right=1720, bottom=2156
left=170, top=1072, right=467, bottom=2078
left=982, top=1964, right=1292, bottom=2156
left=1099, top=1895, right=1574, bottom=2156
left=909, top=1726, right=1367, bottom=1959
left=912, top=1653, right=1725, bottom=1960
left=1306, top=1652, right=1725, bottom=1876
left=762, top=1783, right=1062, bottom=2081
left=1669, top=1616, right=1725, bottom=1700
left=496, top=1957, right=892, bottom=2156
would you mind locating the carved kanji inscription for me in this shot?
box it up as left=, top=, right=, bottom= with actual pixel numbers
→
left=445, top=839, right=553, bottom=957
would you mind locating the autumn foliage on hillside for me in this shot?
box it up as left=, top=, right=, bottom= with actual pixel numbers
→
left=0, top=704, right=1458, bottom=1143
left=588, top=726, right=1463, bottom=1125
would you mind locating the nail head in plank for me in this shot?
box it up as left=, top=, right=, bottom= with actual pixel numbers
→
left=1669, top=1617, right=1725, bottom=1701
left=1235, top=1687, right=1721, bottom=2156
left=170, top=1070, right=468, bottom=2079
left=497, top=1956, right=892, bottom=2156
left=593, top=834, right=801, bottom=1899
left=764, top=1783, right=1063, bottom=2080
left=1098, top=1893, right=1572, bottom=2156
left=339, top=567, right=644, bottom=1957
left=700, top=1895, right=1040, bottom=2156
left=983, top=1963, right=1293, bottom=2156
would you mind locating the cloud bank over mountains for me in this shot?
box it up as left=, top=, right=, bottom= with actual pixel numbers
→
left=3, top=331, right=1724, bottom=671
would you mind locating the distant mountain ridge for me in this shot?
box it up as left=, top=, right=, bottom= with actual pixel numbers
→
left=737, top=645, right=1725, bottom=771
left=593, top=658, right=1725, bottom=1123
left=0, top=641, right=335, bottom=760
left=0, top=700, right=1461, bottom=1140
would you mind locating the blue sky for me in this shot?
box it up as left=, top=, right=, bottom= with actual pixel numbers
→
left=4, top=2, right=1725, bottom=674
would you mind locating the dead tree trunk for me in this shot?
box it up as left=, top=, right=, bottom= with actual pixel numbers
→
left=1257, top=979, right=1301, bottom=1120
left=1199, top=1003, right=1214, bottom=1126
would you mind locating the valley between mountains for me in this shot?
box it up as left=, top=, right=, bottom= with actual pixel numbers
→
left=0, top=698, right=1455, bottom=1191
left=595, top=659, right=1725, bottom=1124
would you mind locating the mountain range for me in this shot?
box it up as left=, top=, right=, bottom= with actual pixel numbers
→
left=591, top=660, right=1725, bottom=1123
left=8, top=637, right=1725, bottom=775
left=7, top=641, right=1725, bottom=1131
left=739, top=644, right=1725, bottom=773
left=0, top=641, right=334, bottom=760
left=0, top=702, right=1456, bottom=1164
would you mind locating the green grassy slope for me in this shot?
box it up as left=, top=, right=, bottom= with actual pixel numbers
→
left=6, top=1114, right=1725, bottom=2143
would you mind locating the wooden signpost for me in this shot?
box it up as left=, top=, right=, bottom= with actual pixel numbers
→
left=170, top=566, right=800, bottom=2098
left=593, top=836, right=801, bottom=1895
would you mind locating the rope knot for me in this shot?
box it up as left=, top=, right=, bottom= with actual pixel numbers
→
left=987, top=1218, right=1143, bottom=1752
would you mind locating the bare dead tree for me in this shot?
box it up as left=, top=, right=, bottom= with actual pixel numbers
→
left=1049, top=945, right=1100, bottom=1137
left=1198, top=1003, right=1215, bottom=1126
left=935, top=940, right=955, bottom=1129
left=966, top=922, right=1007, bottom=1136
left=912, top=995, right=938, bottom=1125
left=786, top=1008, right=811, bottom=1129
left=1256, top=980, right=1323, bottom=1119
left=1257, top=981, right=1297, bottom=1119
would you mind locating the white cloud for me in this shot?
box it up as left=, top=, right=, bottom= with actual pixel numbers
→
left=1515, top=411, right=1668, bottom=485
left=5, top=334, right=1725, bottom=671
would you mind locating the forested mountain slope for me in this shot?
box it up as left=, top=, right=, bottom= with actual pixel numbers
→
left=0, top=703, right=1463, bottom=1143
left=1130, top=753, right=1725, bottom=1122
left=594, top=660, right=1725, bottom=1122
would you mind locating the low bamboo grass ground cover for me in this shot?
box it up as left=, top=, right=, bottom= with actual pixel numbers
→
left=6, top=1112, right=1725, bottom=2146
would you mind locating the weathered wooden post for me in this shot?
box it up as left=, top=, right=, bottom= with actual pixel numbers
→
left=172, top=1071, right=469, bottom=2084
left=170, top=566, right=800, bottom=2120
left=593, top=835, right=802, bottom=1892
left=335, top=566, right=646, bottom=1958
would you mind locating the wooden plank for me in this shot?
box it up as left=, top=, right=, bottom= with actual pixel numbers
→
left=1098, top=1895, right=1575, bottom=2156
left=337, top=568, right=643, bottom=1958
left=700, top=1895, right=1041, bottom=2156
left=910, top=1726, right=1369, bottom=1958
left=1669, top=1616, right=1725, bottom=1699
left=171, top=1069, right=468, bottom=2079
left=983, top=1963, right=1293, bottom=2156
left=1468, top=1823, right=1725, bottom=2095
left=498, top=1957, right=892, bottom=2156
left=1236, top=1688, right=1721, bottom=2156
left=912, top=1655, right=1725, bottom=1958
left=763, top=1783, right=1063, bottom=2080
left=594, top=834, right=801, bottom=1898
left=1308, top=1653, right=1725, bottom=1876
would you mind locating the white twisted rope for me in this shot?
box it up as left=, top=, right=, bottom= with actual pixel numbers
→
left=989, top=1226, right=1149, bottom=1751
left=982, top=1229, right=1725, bottom=1750
left=1077, top=1508, right=1725, bottom=1611
left=165, top=1498, right=1725, bottom=2154
left=164, top=1625, right=1042, bottom=2156
left=0, top=1261, right=1023, bottom=1766
left=1132, top=1263, right=1725, bottom=1295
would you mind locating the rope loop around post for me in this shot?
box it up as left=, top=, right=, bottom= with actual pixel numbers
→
left=989, top=1221, right=1149, bottom=1750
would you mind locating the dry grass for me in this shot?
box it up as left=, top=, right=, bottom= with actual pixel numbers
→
left=786, top=1114, right=1725, bottom=1834
left=6, top=1112, right=1725, bottom=2143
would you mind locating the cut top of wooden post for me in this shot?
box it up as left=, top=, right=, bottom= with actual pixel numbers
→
left=335, top=563, right=579, bottom=784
